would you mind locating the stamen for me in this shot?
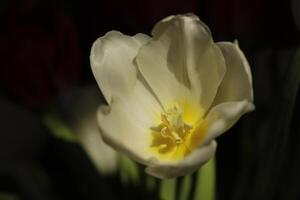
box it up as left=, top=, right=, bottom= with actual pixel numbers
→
left=184, top=124, right=192, bottom=132
left=150, top=102, right=206, bottom=161
left=161, top=114, right=169, bottom=126
left=161, top=127, right=168, bottom=137
left=151, top=104, right=193, bottom=147
left=170, top=131, right=183, bottom=144
left=159, top=144, right=167, bottom=149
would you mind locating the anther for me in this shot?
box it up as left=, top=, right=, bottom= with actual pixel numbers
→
left=161, top=127, right=168, bottom=137
left=170, top=131, right=183, bottom=144
left=159, top=144, right=167, bottom=149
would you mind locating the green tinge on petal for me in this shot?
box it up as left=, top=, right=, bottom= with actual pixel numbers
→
left=194, top=156, right=216, bottom=200
left=119, top=154, right=140, bottom=185
left=160, top=179, right=176, bottom=200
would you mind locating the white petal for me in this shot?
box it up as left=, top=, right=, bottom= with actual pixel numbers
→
left=136, top=36, right=193, bottom=107
left=97, top=81, right=162, bottom=164
left=203, top=101, right=255, bottom=144
left=133, top=33, right=151, bottom=46
left=64, top=86, right=119, bottom=175
left=77, top=117, right=119, bottom=175
left=145, top=140, right=217, bottom=179
left=213, top=41, right=253, bottom=104
left=90, top=31, right=150, bottom=104
left=138, top=14, right=226, bottom=111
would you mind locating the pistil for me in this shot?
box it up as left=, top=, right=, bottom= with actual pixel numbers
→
left=151, top=105, right=192, bottom=145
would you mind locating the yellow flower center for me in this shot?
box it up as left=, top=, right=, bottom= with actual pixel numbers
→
left=150, top=101, right=208, bottom=161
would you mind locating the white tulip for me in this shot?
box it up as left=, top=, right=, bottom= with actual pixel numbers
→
left=90, top=14, right=254, bottom=179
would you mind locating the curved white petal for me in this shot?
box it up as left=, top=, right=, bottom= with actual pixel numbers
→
left=213, top=41, right=253, bottom=104
left=64, top=86, right=119, bottom=175
left=136, top=37, right=193, bottom=107
left=133, top=33, right=151, bottom=46
left=139, top=14, right=226, bottom=111
left=203, top=101, right=255, bottom=144
left=97, top=81, right=162, bottom=164
left=145, top=140, right=217, bottom=179
left=77, top=117, right=119, bottom=175
left=90, top=31, right=150, bottom=104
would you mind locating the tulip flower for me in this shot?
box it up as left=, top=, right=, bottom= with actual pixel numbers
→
left=90, top=14, right=254, bottom=178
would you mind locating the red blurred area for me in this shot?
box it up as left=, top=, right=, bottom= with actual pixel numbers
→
left=0, top=0, right=80, bottom=109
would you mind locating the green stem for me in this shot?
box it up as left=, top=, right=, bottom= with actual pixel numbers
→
left=160, top=179, right=176, bottom=200
left=179, top=175, right=192, bottom=200
left=146, top=175, right=156, bottom=191
left=194, top=156, right=216, bottom=200
left=119, top=154, right=140, bottom=185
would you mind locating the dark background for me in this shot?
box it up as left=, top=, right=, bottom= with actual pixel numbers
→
left=0, top=0, right=300, bottom=199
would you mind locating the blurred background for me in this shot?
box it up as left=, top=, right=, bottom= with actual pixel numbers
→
left=0, top=0, right=300, bottom=199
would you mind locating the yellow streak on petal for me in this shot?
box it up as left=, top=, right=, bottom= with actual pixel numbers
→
left=186, top=119, right=208, bottom=151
